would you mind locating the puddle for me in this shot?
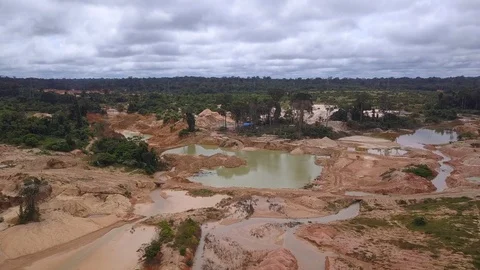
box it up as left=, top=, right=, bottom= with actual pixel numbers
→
left=119, top=130, right=152, bottom=142
left=396, top=129, right=458, bottom=149
left=193, top=203, right=360, bottom=270
left=164, top=144, right=322, bottom=189
left=26, top=190, right=227, bottom=270
left=345, top=191, right=374, bottom=196
left=367, top=148, right=407, bottom=156
left=467, top=177, right=480, bottom=183
left=134, top=189, right=229, bottom=216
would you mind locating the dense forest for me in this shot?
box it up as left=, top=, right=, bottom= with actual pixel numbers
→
left=1, top=76, right=479, bottom=93
left=0, top=75, right=479, bottom=153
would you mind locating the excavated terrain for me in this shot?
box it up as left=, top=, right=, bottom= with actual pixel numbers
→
left=1, top=112, right=479, bottom=270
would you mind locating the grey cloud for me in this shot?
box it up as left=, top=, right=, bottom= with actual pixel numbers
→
left=0, top=0, right=479, bottom=78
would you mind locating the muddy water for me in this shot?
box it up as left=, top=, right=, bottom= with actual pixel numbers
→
left=25, top=190, right=227, bottom=270
left=163, top=144, right=322, bottom=188
left=367, top=148, right=407, bottom=156
left=396, top=129, right=458, bottom=192
left=193, top=203, right=360, bottom=270
left=135, top=189, right=229, bottom=216
left=431, top=150, right=453, bottom=192
left=395, top=128, right=458, bottom=149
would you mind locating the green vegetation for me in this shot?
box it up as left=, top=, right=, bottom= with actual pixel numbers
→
left=187, top=189, right=217, bottom=197
left=141, top=218, right=201, bottom=266
left=90, top=137, right=166, bottom=174
left=17, top=177, right=44, bottom=224
left=412, top=216, right=427, bottom=226
left=0, top=110, right=90, bottom=152
left=403, top=164, right=435, bottom=179
left=385, top=239, right=427, bottom=250
left=349, top=217, right=391, bottom=231
left=174, top=218, right=201, bottom=254
left=394, top=197, right=480, bottom=268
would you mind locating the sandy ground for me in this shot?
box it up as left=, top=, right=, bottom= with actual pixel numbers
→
left=1, top=112, right=479, bottom=270
left=0, top=145, right=157, bottom=267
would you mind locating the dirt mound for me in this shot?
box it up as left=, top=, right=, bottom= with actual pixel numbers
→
left=290, top=148, right=304, bottom=155
left=32, top=113, right=52, bottom=119
left=250, top=248, right=298, bottom=270
left=45, top=158, right=67, bottom=169
left=219, top=138, right=244, bottom=149
left=317, top=151, right=438, bottom=194
left=196, top=109, right=234, bottom=129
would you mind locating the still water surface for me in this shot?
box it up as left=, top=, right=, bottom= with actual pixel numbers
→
left=163, top=144, right=322, bottom=188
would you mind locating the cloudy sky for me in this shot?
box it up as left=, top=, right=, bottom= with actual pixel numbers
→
left=1, top=0, right=479, bottom=78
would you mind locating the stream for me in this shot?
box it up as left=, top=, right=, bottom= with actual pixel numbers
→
left=24, top=190, right=228, bottom=270
left=395, top=128, right=458, bottom=192
left=192, top=203, right=360, bottom=270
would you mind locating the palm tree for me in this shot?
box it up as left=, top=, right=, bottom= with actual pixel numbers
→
left=290, top=93, right=313, bottom=131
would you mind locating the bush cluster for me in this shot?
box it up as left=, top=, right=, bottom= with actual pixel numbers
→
left=403, top=164, right=435, bottom=179
left=91, top=138, right=165, bottom=174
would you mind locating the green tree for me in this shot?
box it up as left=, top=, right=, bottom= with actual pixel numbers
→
left=290, top=93, right=313, bottom=131
left=18, top=177, right=42, bottom=224
left=268, top=89, right=285, bottom=124
left=186, top=112, right=195, bottom=132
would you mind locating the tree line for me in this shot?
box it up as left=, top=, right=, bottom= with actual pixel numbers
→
left=1, top=75, right=479, bottom=93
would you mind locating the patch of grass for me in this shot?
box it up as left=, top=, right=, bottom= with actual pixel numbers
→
left=158, top=220, right=175, bottom=243
left=386, top=239, right=427, bottom=250
left=187, top=189, right=216, bottom=197
left=394, top=197, right=480, bottom=268
left=403, top=164, right=435, bottom=180
left=326, top=198, right=355, bottom=212
left=349, top=217, right=391, bottom=231
left=404, top=197, right=474, bottom=213
left=174, top=218, right=201, bottom=253
left=412, top=216, right=427, bottom=226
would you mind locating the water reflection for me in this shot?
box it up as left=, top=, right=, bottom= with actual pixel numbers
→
left=164, top=145, right=322, bottom=188
left=396, top=128, right=458, bottom=149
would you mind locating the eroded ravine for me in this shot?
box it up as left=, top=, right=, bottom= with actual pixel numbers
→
left=192, top=203, right=360, bottom=270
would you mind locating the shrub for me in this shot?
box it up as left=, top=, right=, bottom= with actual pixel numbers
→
left=142, top=239, right=162, bottom=264
left=458, top=132, right=477, bottom=140
left=90, top=138, right=165, bottom=174
left=403, top=164, right=434, bottom=179
left=412, top=216, right=427, bottom=226
left=22, top=134, right=40, bottom=147
left=45, top=139, right=73, bottom=152
left=188, top=189, right=216, bottom=197
left=17, top=177, right=43, bottom=224
left=179, top=247, right=186, bottom=256
left=330, top=108, right=348, bottom=122
left=178, top=129, right=191, bottom=138
left=92, top=153, right=117, bottom=167
left=174, top=218, right=201, bottom=253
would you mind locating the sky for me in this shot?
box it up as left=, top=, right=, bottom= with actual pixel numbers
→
left=1, top=0, right=479, bottom=79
